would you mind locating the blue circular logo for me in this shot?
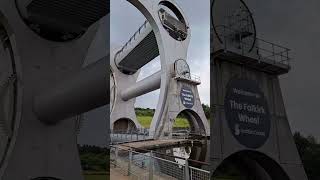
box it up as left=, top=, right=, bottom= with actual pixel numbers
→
left=225, top=79, right=270, bottom=149
left=180, top=85, right=194, bottom=108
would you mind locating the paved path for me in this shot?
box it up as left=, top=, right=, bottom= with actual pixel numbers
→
left=110, top=153, right=178, bottom=180
left=110, top=167, right=130, bottom=180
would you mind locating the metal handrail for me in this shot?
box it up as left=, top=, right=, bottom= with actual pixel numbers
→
left=120, top=145, right=210, bottom=166
left=110, top=145, right=210, bottom=179
left=116, top=21, right=148, bottom=57
left=110, top=129, right=206, bottom=136
left=109, top=128, right=207, bottom=145
left=190, top=74, right=201, bottom=83
left=175, top=73, right=201, bottom=83
left=213, top=25, right=291, bottom=66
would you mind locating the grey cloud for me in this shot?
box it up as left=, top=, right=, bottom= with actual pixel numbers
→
left=245, top=0, right=320, bottom=138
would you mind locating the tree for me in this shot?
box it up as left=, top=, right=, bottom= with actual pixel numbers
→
left=202, top=104, right=210, bottom=119
left=293, top=132, right=320, bottom=180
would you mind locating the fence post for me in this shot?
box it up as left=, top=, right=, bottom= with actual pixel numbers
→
left=136, top=132, right=138, bottom=141
left=128, top=148, right=132, bottom=176
left=115, top=146, right=119, bottom=167
left=272, top=44, right=276, bottom=64
left=149, top=151, right=154, bottom=180
left=184, top=159, right=190, bottom=180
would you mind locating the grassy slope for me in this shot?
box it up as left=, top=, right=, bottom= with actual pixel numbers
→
left=137, top=115, right=190, bottom=128
left=83, top=170, right=108, bottom=180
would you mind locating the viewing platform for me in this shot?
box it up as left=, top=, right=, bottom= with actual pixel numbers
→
left=174, top=73, right=201, bottom=85
left=212, top=26, right=291, bottom=75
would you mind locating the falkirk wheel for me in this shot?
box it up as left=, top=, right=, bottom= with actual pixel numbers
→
left=211, top=0, right=308, bottom=179
left=110, top=0, right=210, bottom=138
left=0, top=0, right=108, bottom=179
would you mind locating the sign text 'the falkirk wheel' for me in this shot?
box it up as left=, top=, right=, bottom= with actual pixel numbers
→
left=224, top=79, right=271, bottom=149
left=180, top=85, right=194, bottom=109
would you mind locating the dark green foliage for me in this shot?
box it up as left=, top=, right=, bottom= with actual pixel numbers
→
left=135, top=108, right=155, bottom=116
left=78, top=145, right=108, bottom=172
left=201, top=104, right=210, bottom=119
left=293, top=132, right=320, bottom=180
left=135, top=104, right=211, bottom=119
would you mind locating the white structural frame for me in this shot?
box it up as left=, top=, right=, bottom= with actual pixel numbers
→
left=110, top=0, right=210, bottom=138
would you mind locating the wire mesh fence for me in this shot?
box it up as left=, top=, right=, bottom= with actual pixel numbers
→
left=190, top=166, right=211, bottom=180
left=110, top=145, right=210, bottom=180
left=110, top=128, right=152, bottom=144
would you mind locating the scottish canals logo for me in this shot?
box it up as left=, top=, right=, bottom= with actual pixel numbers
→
left=180, top=85, right=194, bottom=108
left=224, top=79, right=271, bottom=149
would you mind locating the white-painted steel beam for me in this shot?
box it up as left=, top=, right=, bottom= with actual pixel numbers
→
left=34, top=57, right=108, bottom=124
left=121, top=71, right=161, bottom=101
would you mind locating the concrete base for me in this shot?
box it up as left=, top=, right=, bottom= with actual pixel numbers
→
left=110, top=53, right=142, bottom=132
left=150, top=77, right=210, bottom=139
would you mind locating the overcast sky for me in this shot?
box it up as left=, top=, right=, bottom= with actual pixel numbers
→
left=111, top=0, right=211, bottom=108
left=244, top=0, right=320, bottom=139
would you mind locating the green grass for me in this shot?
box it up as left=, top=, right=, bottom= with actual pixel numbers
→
left=84, top=175, right=107, bottom=180
left=84, top=172, right=108, bottom=180
left=137, top=116, right=153, bottom=128
left=137, top=115, right=190, bottom=128
left=174, top=117, right=190, bottom=128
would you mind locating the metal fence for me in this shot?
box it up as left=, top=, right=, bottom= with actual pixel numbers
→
left=110, top=129, right=151, bottom=144
left=110, top=145, right=210, bottom=180
left=174, top=73, right=201, bottom=84
left=110, top=128, right=207, bottom=144
left=115, top=20, right=148, bottom=61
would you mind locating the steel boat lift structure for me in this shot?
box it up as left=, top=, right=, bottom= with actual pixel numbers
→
left=110, top=0, right=210, bottom=139
left=0, top=0, right=108, bottom=179
left=0, top=0, right=209, bottom=179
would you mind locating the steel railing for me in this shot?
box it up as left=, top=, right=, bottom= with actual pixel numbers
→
left=174, top=73, right=201, bottom=83
left=109, top=128, right=207, bottom=144
left=110, top=145, right=210, bottom=180
left=109, top=128, right=150, bottom=144
left=213, top=25, right=291, bottom=67
left=115, top=21, right=149, bottom=60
